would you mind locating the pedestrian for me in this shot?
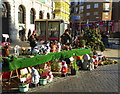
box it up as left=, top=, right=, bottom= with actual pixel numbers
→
left=33, top=30, right=39, bottom=42
left=101, top=32, right=109, bottom=47
left=61, top=29, right=71, bottom=45
left=21, top=27, right=26, bottom=41
left=28, top=29, right=31, bottom=41
left=29, top=34, right=37, bottom=55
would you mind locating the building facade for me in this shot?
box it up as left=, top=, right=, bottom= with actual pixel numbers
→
left=70, top=0, right=113, bottom=34
left=112, top=1, right=120, bottom=32
left=2, top=0, right=53, bottom=42
left=54, top=0, right=70, bottom=30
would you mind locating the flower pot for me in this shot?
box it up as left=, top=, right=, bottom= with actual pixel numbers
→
left=19, top=84, right=29, bottom=92
left=39, top=79, right=47, bottom=85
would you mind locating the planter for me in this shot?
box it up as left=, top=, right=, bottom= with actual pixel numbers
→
left=39, top=79, right=47, bottom=85
left=19, top=84, right=29, bottom=92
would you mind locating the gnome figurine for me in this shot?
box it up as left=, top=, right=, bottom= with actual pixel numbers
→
left=47, top=70, right=54, bottom=83
left=83, top=54, right=90, bottom=70
left=31, top=67, right=40, bottom=87
left=61, top=60, right=68, bottom=77
left=14, top=45, right=20, bottom=56
left=93, top=55, right=99, bottom=68
left=57, top=42, right=61, bottom=52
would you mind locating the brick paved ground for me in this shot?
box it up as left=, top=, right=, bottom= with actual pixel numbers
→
left=27, top=64, right=118, bottom=92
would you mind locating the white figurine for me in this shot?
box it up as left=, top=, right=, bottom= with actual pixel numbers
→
left=83, top=54, right=90, bottom=70
left=32, top=46, right=40, bottom=55
left=57, top=42, right=61, bottom=52
left=31, top=67, right=40, bottom=86
left=89, top=58, right=95, bottom=71
left=47, top=70, right=54, bottom=83
left=45, top=42, right=51, bottom=54
left=14, top=45, right=20, bottom=56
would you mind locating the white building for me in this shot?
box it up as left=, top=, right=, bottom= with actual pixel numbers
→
left=2, top=0, right=54, bottom=42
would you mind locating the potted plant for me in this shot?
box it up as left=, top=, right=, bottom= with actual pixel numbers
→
left=19, top=82, right=29, bottom=92
left=37, top=69, right=48, bottom=85
left=70, top=57, right=79, bottom=75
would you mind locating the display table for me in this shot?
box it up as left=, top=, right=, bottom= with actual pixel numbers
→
left=2, top=48, right=91, bottom=72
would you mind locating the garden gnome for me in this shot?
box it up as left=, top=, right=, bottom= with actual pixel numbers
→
left=89, top=58, right=95, bottom=71
left=51, top=42, right=57, bottom=52
left=31, top=67, right=40, bottom=87
left=47, top=70, right=54, bottom=83
left=93, top=55, right=99, bottom=68
left=57, top=42, right=61, bottom=52
left=83, top=54, right=90, bottom=70
left=45, top=42, right=51, bottom=54
left=14, top=45, right=20, bottom=56
left=61, top=60, right=68, bottom=77
left=32, top=46, right=40, bottom=55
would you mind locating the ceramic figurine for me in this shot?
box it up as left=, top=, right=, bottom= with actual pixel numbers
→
left=31, top=67, right=40, bottom=87
left=57, top=42, right=61, bottom=52
left=89, top=58, right=95, bottom=71
left=61, top=60, right=68, bottom=77
left=51, top=42, right=57, bottom=52
left=93, top=55, right=99, bottom=68
left=47, top=70, right=53, bottom=83
left=14, top=45, right=20, bottom=56
left=45, top=42, right=51, bottom=54
left=32, top=46, right=40, bottom=55
left=83, top=54, right=90, bottom=70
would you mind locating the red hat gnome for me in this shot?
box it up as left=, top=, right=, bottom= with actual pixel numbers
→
left=61, top=60, right=68, bottom=77
left=47, top=70, right=54, bottom=83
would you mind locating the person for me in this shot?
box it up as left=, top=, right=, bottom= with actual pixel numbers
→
left=33, top=30, right=39, bottom=41
left=29, top=34, right=37, bottom=55
left=61, top=29, right=71, bottom=45
left=19, top=27, right=26, bottom=41
left=22, top=27, right=26, bottom=41
left=28, top=29, right=31, bottom=41
left=101, top=32, right=109, bottom=47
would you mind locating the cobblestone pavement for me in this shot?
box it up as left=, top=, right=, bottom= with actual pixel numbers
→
left=28, top=64, right=118, bottom=92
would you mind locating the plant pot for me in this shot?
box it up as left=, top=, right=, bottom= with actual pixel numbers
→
left=39, top=79, right=47, bottom=85
left=19, top=84, right=29, bottom=92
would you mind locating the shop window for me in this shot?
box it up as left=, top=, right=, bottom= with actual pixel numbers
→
left=18, top=5, right=25, bottom=24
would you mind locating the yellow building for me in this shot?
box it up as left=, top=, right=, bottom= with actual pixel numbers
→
left=54, top=0, right=70, bottom=29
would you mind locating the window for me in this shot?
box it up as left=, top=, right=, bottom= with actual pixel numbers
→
left=103, top=12, right=109, bottom=15
left=94, top=12, right=98, bottom=15
left=79, top=6, right=84, bottom=13
left=86, top=13, right=90, bottom=16
left=30, top=8, right=35, bottom=24
left=104, top=3, right=110, bottom=10
left=94, top=3, right=99, bottom=8
left=86, top=5, right=90, bottom=9
left=18, top=5, right=24, bottom=24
